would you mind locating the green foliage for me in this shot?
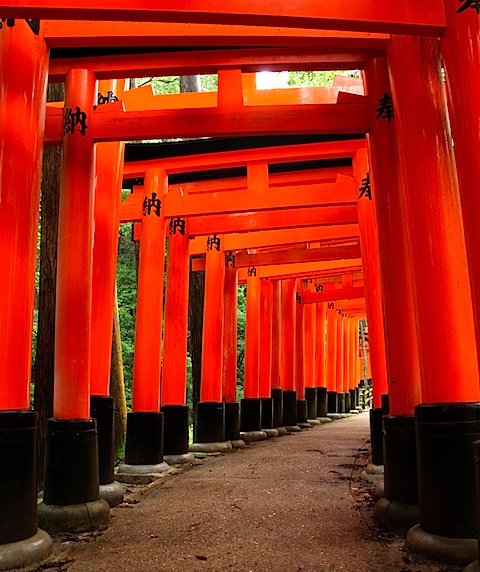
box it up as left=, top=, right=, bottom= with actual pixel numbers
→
left=236, top=285, right=246, bottom=400
left=287, top=70, right=360, bottom=87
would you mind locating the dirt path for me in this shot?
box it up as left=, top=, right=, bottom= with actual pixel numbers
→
left=30, top=414, right=462, bottom=572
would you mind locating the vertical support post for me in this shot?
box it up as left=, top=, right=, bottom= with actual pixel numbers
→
left=336, top=312, right=345, bottom=414
left=162, top=217, right=190, bottom=458
left=270, top=280, right=283, bottom=427
left=241, top=272, right=262, bottom=432
left=0, top=19, right=53, bottom=561
left=40, top=68, right=110, bottom=533
left=326, top=298, right=338, bottom=414
left=123, top=168, right=166, bottom=469
left=295, top=281, right=307, bottom=424
left=223, top=254, right=239, bottom=440
left=388, top=35, right=480, bottom=557
left=195, top=235, right=225, bottom=443
left=281, top=279, right=297, bottom=427
left=259, top=278, right=274, bottom=429
left=353, top=149, right=389, bottom=409
left=315, top=302, right=328, bottom=418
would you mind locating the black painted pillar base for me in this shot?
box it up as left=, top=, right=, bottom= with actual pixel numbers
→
left=271, top=388, right=283, bottom=427
left=369, top=408, right=384, bottom=466
left=0, top=410, right=38, bottom=544
left=337, top=393, right=345, bottom=414
left=355, top=387, right=360, bottom=408
left=316, top=387, right=328, bottom=418
left=240, top=398, right=262, bottom=432
left=349, top=389, right=357, bottom=410
left=260, top=397, right=273, bottom=429
left=283, top=391, right=297, bottom=426
left=195, top=402, right=225, bottom=443
left=382, top=393, right=390, bottom=415
left=344, top=392, right=351, bottom=413
left=125, top=411, right=164, bottom=465
left=44, top=418, right=100, bottom=506
left=90, top=396, right=115, bottom=485
left=305, top=387, right=317, bottom=419
left=327, top=391, right=338, bottom=414
left=162, top=405, right=189, bottom=455
left=415, top=403, right=480, bottom=540
left=224, top=402, right=240, bottom=441
left=297, top=399, right=308, bottom=424
left=383, top=415, right=418, bottom=505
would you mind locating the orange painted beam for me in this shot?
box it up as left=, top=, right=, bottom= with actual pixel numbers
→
left=190, top=225, right=359, bottom=256
left=123, top=140, right=365, bottom=179
left=48, top=46, right=382, bottom=83
left=43, top=21, right=390, bottom=50
left=45, top=102, right=370, bottom=145
left=0, top=1, right=445, bottom=35
left=302, top=286, right=364, bottom=304
left=164, top=181, right=356, bottom=219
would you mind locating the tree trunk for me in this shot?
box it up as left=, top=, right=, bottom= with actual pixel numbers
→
left=110, top=286, right=127, bottom=458
left=33, top=82, right=64, bottom=490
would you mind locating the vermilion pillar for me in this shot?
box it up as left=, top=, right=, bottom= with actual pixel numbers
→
left=259, top=279, right=274, bottom=430
left=281, top=279, right=297, bottom=426
left=354, top=149, right=389, bottom=409
left=315, top=301, right=328, bottom=418
left=196, top=235, right=226, bottom=442
left=388, top=36, right=480, bottom=552
left=364, top=57, right=421, bottom=416
left=223, top=255, right=239, bottom=440
left=388, top=36, right=480, bottom=404
left=270, top=280, right=283, bottom=427
left=441, top=2, right=480, bottom=369
left=303, top=284, right=317, bottom=420
left=161, top=217, right=190, bottom=457
left=0, top=19, right=52, bottom=557
left=241, top=271, right=262, bottom=433
left=40, top=69, right=110, bottom=531
left=326, top=299, right=338, bottom=414
left=343, top=317, right=351, bottom=410
left=131, top=169, right=167, bottom=413
left=122, top=168, right=167, bottom=471
left=90, top=79, right=126, bottom=398
left=295, top=281, right=308, bottom=424
left=335, top=312, right=345, bottom=413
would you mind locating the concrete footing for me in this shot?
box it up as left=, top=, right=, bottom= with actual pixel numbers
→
left=0, top=529, right=53, bottom=572
left=163, top=452, right=195, bottom=465
left=349, top=410, right=360, bottom=415
left=307, top=419, right=322, bottom=426
left=317, top=417, right=333, bottom=423
left=464, top=560, right=480, bottom=572
left=262, top=428, right=279, bottom=438
left=375, top=480, right=385, bottom=500
left=275, top=427, right=288, bottom=435
left=366, top=463, right=384, bottom=475
left=99, top=481, right=124, bottom=507
left=231, top=440, right=246, bottom=448
left=406, top=524, right=478, bottom=566
left=374, top=498, right=420, bottom=532
left=37, top=499, right=110, bottom=534
left=298, top=422, right=312, bottom=429
left=285, top=425, right=301, bottom=432
left=116, top=462, right=170, bottom=484
left=328, top=413, right=342, bottom=420
left=240, top=431, right=268, bottom=443
left=189, top=441, right=233, bottom=454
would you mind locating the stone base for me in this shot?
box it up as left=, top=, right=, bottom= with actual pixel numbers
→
left=163, top=452, right=195, bottom=465
left=240, top=431, right=268, bottom=443
left=406, top=524, right=477, bottom=566
left=37, top=500, right=110, bottom=534
left=349, top=410, right=360, bottom=415
left=464, top=560, right=480, bottom=572
left=262, top=428, right=279, bottom=438
left=298, top=422, right=312, bottom=429
left=307, top=419, right=322, bottom=425
left=275, top=427, right=288, bottom=435
left=231, top=440, right=246, bottom=449
left=340, top=413, right=350, bottom=418
left=115, top=462, right=170, bottom=484
left=374, top=498, right=420, bottom=532
left=0, top=529, right=53, bottom=572
left=99, top=481, right=124, bottom=508
left=317, top=417, right=333, bottom=423
left=285, top=425, right=301, bottom=432
left=328, top=413, right=342, bottom=420
left=375, top=480, right=385, bottom=500
left=366, top=463, right=384, bottom=475
left=189, top=441, right=233, bottom=454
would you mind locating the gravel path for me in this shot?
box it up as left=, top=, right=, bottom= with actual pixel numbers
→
left=45, top=414, right=461, bottom=572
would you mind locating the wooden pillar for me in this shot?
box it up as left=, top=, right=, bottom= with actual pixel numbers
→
left=326, top=302, right=337, bottom=393
left=162, top=218, right=190, bottom=407
left=259, top=279, right=273, bottom=399
left=364, top=56, right=422, bottom=416
left=441, top=2, right=480, bottom=370
left=354, top=148, right=389, bottom=409
left=0, top=21, right=48, bottom=410
left=270, top=280, right=282, bottom=390
left=280, top=279, right=296, bottom=393
left=131, top=168, right=167, bottom=413
left=304, top=286, right=316, bottom=389
left=295, top=281, right=305, bottom=401
left=244, top=272, right=261, bottom=399
left=90, top=79, right=126, bottom=398
left=54, top=69, right=96, bottom=420
left=388, top=36, right=480, bottom=403
left=315, top=302, right=327, bottom=387
left=222, top=255, right=238, bottom=404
